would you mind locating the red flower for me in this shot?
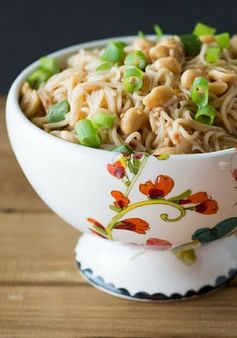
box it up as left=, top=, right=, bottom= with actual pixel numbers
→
left=107, top=160, right=126, bottom=179
left=232, top=168, right=237, bottom=181
left=87, top=217, right=107, bottom=239
left=195, top=200, right=218, bottom=215
left=179, top=192, right=209, bottom=205
left=114, top=218, right=149, bottom=234
left=146, top=238, right=172, bottom=250
left=111, top=190, right=130, bottom=209
left=139, top=175, right=174, bottom=199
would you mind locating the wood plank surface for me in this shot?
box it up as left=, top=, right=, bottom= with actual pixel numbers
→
left=0, top=96, right=237, bottom=338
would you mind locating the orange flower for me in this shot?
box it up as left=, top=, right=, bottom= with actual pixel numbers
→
left=107, top=160, right=126, bottom=179
left=180, top=192, right=209, bottom=205
left=114, top=218, right=149, bottom=234
left=87, top=217, right=107, bottom=238
left=195, top=200, right=219, bottom=215
left=111, top=190, right=130, bottom=209
left=146, top=238, right=172, bottom=250
left=139, top=175, right=174, bottom=199
left=87, top=217, right=105, bottom=230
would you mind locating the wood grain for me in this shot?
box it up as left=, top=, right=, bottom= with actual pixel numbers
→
left=0, top=96, right=237, bottom=338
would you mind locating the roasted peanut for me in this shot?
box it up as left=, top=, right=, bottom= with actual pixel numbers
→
left=153, top=146, right=183, bottom=156
left=149, top=45, right=169, bottom=61
left=143, top=86, right=175, bottom=109
left=140, top=74, right=150, bottom=93
left=209, top=81, right=228, bottom=95
left=160, top=39, right=184, bottom=62
left=199, top=34, right=215, bottom=44
left=230, top=35, right=237, bottom=57
left=154, top=56, right=182, bottom=74
left=181, top=68, right=206, bottom=89
left=20, top=82, right=43, bottom=117
left=149, top=38, right=184, bottom=62
left=208, top=69, right=237, bottom=83
left=133, top=38, right=153, bottom=58
left=120, top=108, right=146, bottom=134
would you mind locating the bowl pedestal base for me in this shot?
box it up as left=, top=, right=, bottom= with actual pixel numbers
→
left=75, top=234, right=237, bottom=301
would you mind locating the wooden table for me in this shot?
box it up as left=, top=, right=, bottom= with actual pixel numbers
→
left=1, top=96, right=237, bottom=338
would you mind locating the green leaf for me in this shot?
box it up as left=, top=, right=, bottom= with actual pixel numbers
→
left=168, top=189, right=192, bottom=202
left=109, top=205, right=122, bottom=213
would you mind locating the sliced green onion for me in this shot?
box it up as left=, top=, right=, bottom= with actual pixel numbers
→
left=215, top=33, right=230, bottom=49
left=47, top=100, right=70, bottom=123
left=194, top=105, right=216, bottom=125
left=205, top=47, right=221, bottom=63
left=101, top=41, right=126, bottom=63
left=96, top=62, right=114, bottom=71
left=191, top=77, right=209, bottom=108
left=123, top=77, right=143, bottom=93
left=40, top=57, right=60, bottom=75
left=124, top=51, right=147, bottom=70
left=75, top=119, right=101, bottom=148
left=138, top=30, right=145, bottom=38
left=193, top=22, right=216, bottom=36
left=179, top=34, right=202, bottom=56
left=124, top=67, right=143, bottom=79
left=27, top=69, right=51, bottom=89
left=154, top=24, right=163, bottom=41
left=123, top=67, right=143, bottom=93
left=112, top=144, right=134, bottom=154
left=91, top=113, right=115, bottom=129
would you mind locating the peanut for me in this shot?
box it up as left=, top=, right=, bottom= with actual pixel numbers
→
left=20, top=82, right=43, bottom=117
left=181, top=68, right=206, bottom=89
left=120, top=108, right=146, bottom=134
left=199, top=34, right=215, bottom=44
left=154, top=56, right=182, bottom=74
left=209, top=81, right=228, bottom=95
left=149, top=38, right=184, bottom=62
left=230, top=35, right=237, bottom=57
left=208, top=69, right=237, bottom=83
left=133, top=38, right=153, bottom=58
left=153, top=147, right=183, bottom=156
left=143, top=86, right=175, bottom=109
left=149, top=45, right=169, bottom=61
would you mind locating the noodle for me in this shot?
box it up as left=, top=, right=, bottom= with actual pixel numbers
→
left=19, top=33, right=237, bottom=154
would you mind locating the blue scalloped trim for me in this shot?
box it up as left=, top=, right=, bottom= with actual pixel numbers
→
left=76, top=261, right=237, bottom=300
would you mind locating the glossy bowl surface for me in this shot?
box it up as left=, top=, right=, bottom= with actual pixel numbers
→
left=6, top=37, right=237, bottom=252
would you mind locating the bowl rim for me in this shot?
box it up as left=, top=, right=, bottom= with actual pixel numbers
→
left=6, top=35, right=236, bottom=160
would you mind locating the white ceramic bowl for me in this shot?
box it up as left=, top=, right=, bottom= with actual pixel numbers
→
left=6, top=37, right=237, bottom=300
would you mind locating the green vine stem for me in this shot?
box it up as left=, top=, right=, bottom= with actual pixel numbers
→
left=105, top=199, right=186, bottom=240
left=124, top=154, right=149, bottom=197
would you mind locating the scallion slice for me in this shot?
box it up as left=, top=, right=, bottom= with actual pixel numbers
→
left=92, top=113, right=115, bottom=129
left=191, top=77, right=209, bottom=108
left=205, top=47, right=221, bottom=63
left=27, top=69, right=51, bottom=89
left=96, top=62, right=114, bottom=71
left=215, top=33, right=230, bottom=49
left=40, top=57, right=60, bottom=75
left=112, top=144, right=134, bottom=154
left=193, top=22, right=216, bottom=36
left=194, top=105, right=216, bottom=125
left=47, top=100, right=70, bottom=123
left=124, top=51, right=147, bottom=70
left=179, top=34, right=202, bottom=56
left=137, top=30, right=145, bottom=38
left=154, top=24, right=163, bottom=41
left=101, top=41, right=126, bottom=63
left=123, top=67, right=144, bottom=93
left=75, top=119, right=101, bottom=148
